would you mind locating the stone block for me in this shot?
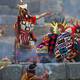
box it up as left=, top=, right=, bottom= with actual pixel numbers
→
left=2, top=64, right=22, bottom=80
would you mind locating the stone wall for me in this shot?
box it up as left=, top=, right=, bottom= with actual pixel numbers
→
left=0, top=0, right=63, bottom=15
left=0, top=63, right=80, bottom=80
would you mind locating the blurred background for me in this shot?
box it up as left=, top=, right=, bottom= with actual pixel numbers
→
left=0, top=0, right=80, bottom=23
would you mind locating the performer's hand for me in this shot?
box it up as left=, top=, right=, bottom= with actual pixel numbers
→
left=46, top=11, right=53, bottom=16
left=36, top=11, right=53, bottom=20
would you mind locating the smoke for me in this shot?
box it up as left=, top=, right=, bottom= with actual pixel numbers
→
left=64, top=0, right=80, bottom=17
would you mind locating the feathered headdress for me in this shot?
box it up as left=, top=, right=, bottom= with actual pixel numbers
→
left=17, top=0, right=27, bottom=9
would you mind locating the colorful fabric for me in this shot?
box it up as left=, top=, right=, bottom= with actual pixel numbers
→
left=55, top=32, right=73, bottom=57
left=37, top=46, right=48, bottom=53
left=65, top=26, right=76, bottom=35
left=15, top=15, right=37, bottom=48
left=48, top=34, right=58, bottom=57
left=37, top=34, right=49, bottom=53
left=73, top=27, right=80, bottom=61
left=74, top=41, right=80, bottom=53
left=73, top=39, right=80, bottom=62
left=17, top=15, right=36, bottom=25
left=37, top=33, right=57, bottom=57
left=16, top=15, right=36, bottom=34
left=74, top=36, right=80, bottom=54
left=15, top=15, right=37, bottom=62
left=19, top=29, right=30, bottom=45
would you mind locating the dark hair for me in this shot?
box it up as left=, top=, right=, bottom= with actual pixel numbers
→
left=24, top=9, right=32, bottom=19
left=29, top=63, right=37, bottom=70
left=57, top=23, right=64, bottom=28
left=27, top=15, right=32, bottom=19
left=27, top=63, right=37, bottom=74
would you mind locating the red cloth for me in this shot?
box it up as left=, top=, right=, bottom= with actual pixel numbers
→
left=19, top=29, right=30, bottom=44
left=66, top=26, right=76, bottom=35
left=15, top=15, right=37, bottom=42
left=16, top=15, right=36, bottom=31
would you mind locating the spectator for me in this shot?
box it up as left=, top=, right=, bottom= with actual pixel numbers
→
left=21, top=63, right=49, bottom=80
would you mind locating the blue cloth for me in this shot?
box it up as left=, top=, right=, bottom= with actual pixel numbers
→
left=55, top=32, right=72, bottom=55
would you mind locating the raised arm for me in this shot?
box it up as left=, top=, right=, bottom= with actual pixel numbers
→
left=36, top=12, right=52, bottom=20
